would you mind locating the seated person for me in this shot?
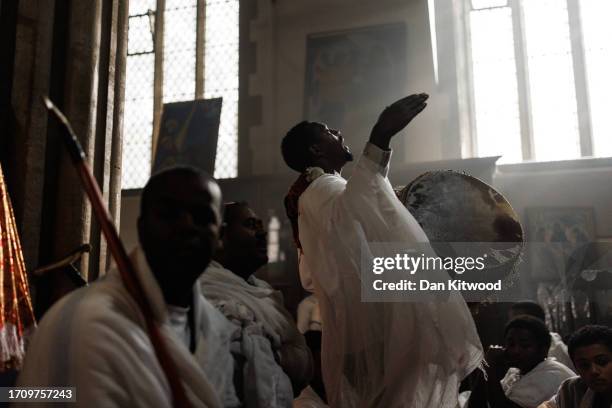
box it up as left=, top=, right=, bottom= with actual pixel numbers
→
left=18, top=167, right=238, bottom=407
left=469, top=315, right=575, bottom=408
left=293, top=331, right=327, bottom=408
left=200, top=202, right=313, bottom=406
left=510, top=301, right=574, bottom=370
left=540, top=325, right=612, bottom=408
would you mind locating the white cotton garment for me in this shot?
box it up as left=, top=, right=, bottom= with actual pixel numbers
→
left=167, top=304, right=191, bottom=349
left=500, top=358, right=576, bottom=407
left=549, top=332, right=575, bottom=371
left=293, top=386, right=329, bottom=408
left=200, top=261, right=311, bottom=407
left=297, top=143, right=484, bottom=407
left=17, top=248, right=237, bottom=408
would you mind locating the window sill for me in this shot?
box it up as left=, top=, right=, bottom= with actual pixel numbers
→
left=497, top=156, right=612, bottom=174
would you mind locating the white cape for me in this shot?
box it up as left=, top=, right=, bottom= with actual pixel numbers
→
left=17, top=248, right=232, bottom=408
left=297, top=146, right=484, bottom=407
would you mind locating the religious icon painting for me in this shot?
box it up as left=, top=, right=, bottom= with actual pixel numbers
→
left=152, top=98, right=222, bottom=175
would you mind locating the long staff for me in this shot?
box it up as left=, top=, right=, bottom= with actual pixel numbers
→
left=43, top=97, right=191, bottom=408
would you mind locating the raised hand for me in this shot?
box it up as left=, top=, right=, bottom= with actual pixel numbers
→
left=369, top=93, right=429, bottom=150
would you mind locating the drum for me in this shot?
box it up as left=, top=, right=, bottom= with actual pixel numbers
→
left=396, top=170, right=524, bottom=299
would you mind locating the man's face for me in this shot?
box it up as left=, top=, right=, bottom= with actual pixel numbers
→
left=573, top=344, right=612, bottom=394
left=138, top=174, right=222, bottom=286
left=312, top=123, right=353, bottom=169
left=504, top=328, right=547, bottom=372
left=223, top=205, right=268, bottom=273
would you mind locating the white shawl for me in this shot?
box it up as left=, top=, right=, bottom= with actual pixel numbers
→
left=501, top=358, right=576, bottom=407
left=17, top=248, right=228, bottom=408
left=200, top=262, right=312, bottom=407
left=201, top=262, right=292, bottom=342
left=297, top=144, right=484, bottom=407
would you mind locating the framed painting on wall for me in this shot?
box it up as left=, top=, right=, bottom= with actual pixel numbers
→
left=304, top=23, right=407, bottom=151
left=152, top=98, right=222, bottom=175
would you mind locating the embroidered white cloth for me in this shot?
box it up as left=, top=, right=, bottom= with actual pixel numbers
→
left=500, top=358, right=576, bottom=407
left=297, top=142, right=484, bottom=407
left=17, top=248, right=237, bottom=408
left=200, top=261, right=312, bottom=407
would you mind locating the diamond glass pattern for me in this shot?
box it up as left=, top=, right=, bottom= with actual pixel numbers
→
left=122, top=0, right=156, bottom=189
left=163, top=0, right=197, bottom=103
left=204, top=0, right=239, bottom=179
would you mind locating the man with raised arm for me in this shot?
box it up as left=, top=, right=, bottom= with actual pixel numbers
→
left=282, top=94, right=483, bottom=407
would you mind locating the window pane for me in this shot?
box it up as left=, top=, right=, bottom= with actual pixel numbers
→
left=122, top=3, right=156, bottom=189
left=470, top=7, right=522, bottom=163
left=522, top=0, right=580, bottom=161
left=122, top=0, right=240, bottom=189
left=204, top=0, right=239, bottom=179
left=128, top=15, right=154, bottom=55
left=129, top=0, right=156, bottom=16
left=580, top=0, right=612, bottom=157
left=163, top=1, right=197, bottom=103
left=267, top=215, right=281, bottom=263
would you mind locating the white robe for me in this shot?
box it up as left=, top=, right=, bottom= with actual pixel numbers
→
left=200, top=261, right=312, bottom=407
left=500, top=358, right=576, bottom=407
left=293, top=386, right=329, bottom=408
left=17, top=248, right=236, bottom=408
left=297, top=143, right=484, bottom=407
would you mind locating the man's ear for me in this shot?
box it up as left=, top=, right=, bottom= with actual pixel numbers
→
left=308, top=143, right=322, bottom=159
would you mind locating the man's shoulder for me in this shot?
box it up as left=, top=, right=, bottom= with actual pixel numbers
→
left=248, top=275, right=273, bottom=290
left=201, top=261, right=235, bottom=283
left=558, top=376, right=586, bottom=393
left=542, top=358, right=576, bottom=374
left=527, top=358, right=576, bottom=384
left=36, top=277, right=140, bottom=340
left=299, top=173, right=346, bottom=212
left=21, top=280, right=146, bottom=383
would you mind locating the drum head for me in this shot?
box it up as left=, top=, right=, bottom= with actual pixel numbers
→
left=396, top=170, right=524, bottom=295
